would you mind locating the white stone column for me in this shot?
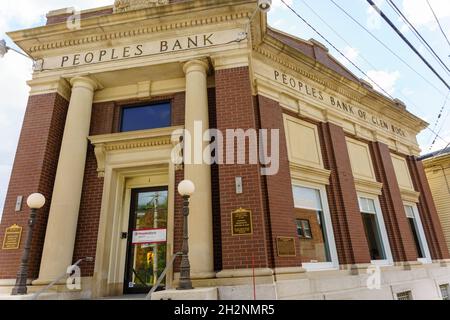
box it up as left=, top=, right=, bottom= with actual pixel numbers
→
left=183, top=60, right=215, bottom=278
left=35, top=76, right=98, bottom=283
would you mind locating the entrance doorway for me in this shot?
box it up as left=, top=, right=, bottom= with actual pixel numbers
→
left=124, top=187, right=169, bottom=294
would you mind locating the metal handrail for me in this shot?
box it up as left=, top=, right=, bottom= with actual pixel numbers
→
left=32, top=257, right=94, bottom=300
left=145, top=252, right=182, bottom=300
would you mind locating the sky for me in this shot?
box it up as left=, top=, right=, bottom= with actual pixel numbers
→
left=0, top=0, right=449, bottom=220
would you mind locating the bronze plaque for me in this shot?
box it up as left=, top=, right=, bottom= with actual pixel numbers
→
left=277, top=237, right=296, bottom=257
left=231, top=208, right=253, bottom=236
left=2, top=224, right=22, bottom=250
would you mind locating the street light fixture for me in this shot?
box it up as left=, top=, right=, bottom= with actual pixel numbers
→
left=177, top=180, right=195, bottom=290
left=0, top=39, right=43, bottom=71
left=11, top=193, right=46, bottom=295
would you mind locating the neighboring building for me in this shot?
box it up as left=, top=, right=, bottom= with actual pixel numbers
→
left=0, top=0, right=449, bottom=300
left=421, top=148, right=450, bottom=253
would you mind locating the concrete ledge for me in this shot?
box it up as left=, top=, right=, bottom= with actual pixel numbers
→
left=216, top=268, right=273, bottom=278
left=151, top=288, right=218, bottom=301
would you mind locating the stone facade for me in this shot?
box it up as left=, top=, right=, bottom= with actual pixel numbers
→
left=0, top=0, right=449, bottom=300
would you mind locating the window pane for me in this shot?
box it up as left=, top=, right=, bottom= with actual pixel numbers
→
left=293, top=186, right=322, bottom=210
left=404, top=205, right=415, bottom=219
left=359, top=197, right=376, bottom=214
left=295, top=208, right=331, bottom=263
left=361, top=212, right=386, bottom=260
left=121, top=103, right=171, bottom=132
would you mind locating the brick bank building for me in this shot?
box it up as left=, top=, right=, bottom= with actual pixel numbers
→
left=1, top=0, right=450, bottom=300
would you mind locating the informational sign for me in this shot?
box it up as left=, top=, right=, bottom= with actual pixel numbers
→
left=231, top=208, right=253, bottom=236
left=2, top=224, right=23, bottom=250
left=132, top=228, right=167, bottom=245
left=277, top=237, right=297, bottom=257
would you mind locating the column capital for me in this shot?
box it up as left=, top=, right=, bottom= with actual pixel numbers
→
left=183, top=59, right=210, bottom=75
left=69, top=76, right=100, bottom=92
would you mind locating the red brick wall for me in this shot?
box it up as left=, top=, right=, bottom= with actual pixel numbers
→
left=215, top=67, right=269, bottom=269
left=0, top=93, right=68, bottom=279
left=257, top=95, right=303, bottom=268
left=319, top=122, right=371, bottom=265
left=407, top=157, right=450, bottom=260
left=370, top=142, right=418, bottom=262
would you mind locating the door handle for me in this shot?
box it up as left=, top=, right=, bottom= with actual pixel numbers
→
left=121, top=232, right=128, bottom=239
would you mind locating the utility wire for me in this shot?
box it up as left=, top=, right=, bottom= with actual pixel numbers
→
left=386, top=0, right=450, bottom=76
left=299, top=0, right=381, bottom=76
left=328, top=0, right=447, bottom=98
left=279, top=0, right=394, bottom=99
left=373, top=0, right=450, bottom=150
left=366, top=0, right=450, bottom=90
left=279, top=0, right=450, bottom=148
left=426, top=0, right=450, bottom=51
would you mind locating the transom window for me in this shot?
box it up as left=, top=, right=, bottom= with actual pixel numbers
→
left=120, top=102, right=171, bottom=132
left=292, top=185, right=338, bottom=269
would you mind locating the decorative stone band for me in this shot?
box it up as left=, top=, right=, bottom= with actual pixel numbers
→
left=114, top=0, right=169, bottom=13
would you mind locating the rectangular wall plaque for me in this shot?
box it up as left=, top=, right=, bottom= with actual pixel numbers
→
left=277, top=237, right=297, bottom=257
left=2, top=224, right=23, bottom=250
left=231, top=208, right=253, bottom=236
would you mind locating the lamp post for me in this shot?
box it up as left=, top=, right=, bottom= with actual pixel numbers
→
left=177, top=180, right=195, bottom=290
left=11, top=193, right=46, bottom=295
left=0, top=39, right=43, bottom=71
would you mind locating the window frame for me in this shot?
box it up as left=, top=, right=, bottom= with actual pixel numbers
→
left=403, top=201, right=432, bottom=264
left=296, top=219, right=313, bottom=239
left=119, top=101, right=172, bottom=133
left=357, top=192, right=393, bottom=266
left=292, top=181, right=339, bottom=271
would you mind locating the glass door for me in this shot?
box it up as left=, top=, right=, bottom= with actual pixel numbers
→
left=124, top=187, right=168, bottom=294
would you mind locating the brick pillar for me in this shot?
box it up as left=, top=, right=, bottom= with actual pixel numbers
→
left=319, top=122, right=371, bottom=265
left=215, top=67, right=269, bottom=270
left=370, top=143, right=418, bottom=262
left=407, top=157, right=450, bottom=260
left=0, top=93, right=68, bottom=280
left=257, top=96, right=302, bottom=268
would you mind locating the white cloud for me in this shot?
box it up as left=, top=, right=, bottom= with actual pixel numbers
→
left=338, top=46, right=360, bottom=67
left=402, top=0, right=450, bottom=31
left=0, top=0, right=113, bottom=220
left=272, top=0, right=294, bottom=10
left=365, top=70, right=401, bottom=95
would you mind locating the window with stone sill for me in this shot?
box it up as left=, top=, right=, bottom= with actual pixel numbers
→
left=120, top=102, right=171, bottom=132
left=293, top=185, right=336, bottom=266
left=358, top=195, right=393, bottom=266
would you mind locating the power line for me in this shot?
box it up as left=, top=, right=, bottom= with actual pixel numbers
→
left=386, top=0, right=450, bottom=77
left=298, top=0, right=384, bottom=89
left=384, top=0, right=450, bottom=149
left=426, top=0, right=450, bottom=51
left=328, top=0, right=447, bottom=98
left=366, top=0, right=450, bottom=90
left=279, top=0, right=394, bottom=99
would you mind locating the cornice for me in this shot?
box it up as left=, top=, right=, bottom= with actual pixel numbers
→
left=253, top=35, right=428, bottom=133
left=7, top=0, right=256, bottom=56
left=89, top=126, right=183, bottom=177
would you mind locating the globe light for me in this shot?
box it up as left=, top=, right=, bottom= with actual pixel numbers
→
left=27, top=193, right=46, bottom=209
left=178, top=180, right=196, bottom=196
